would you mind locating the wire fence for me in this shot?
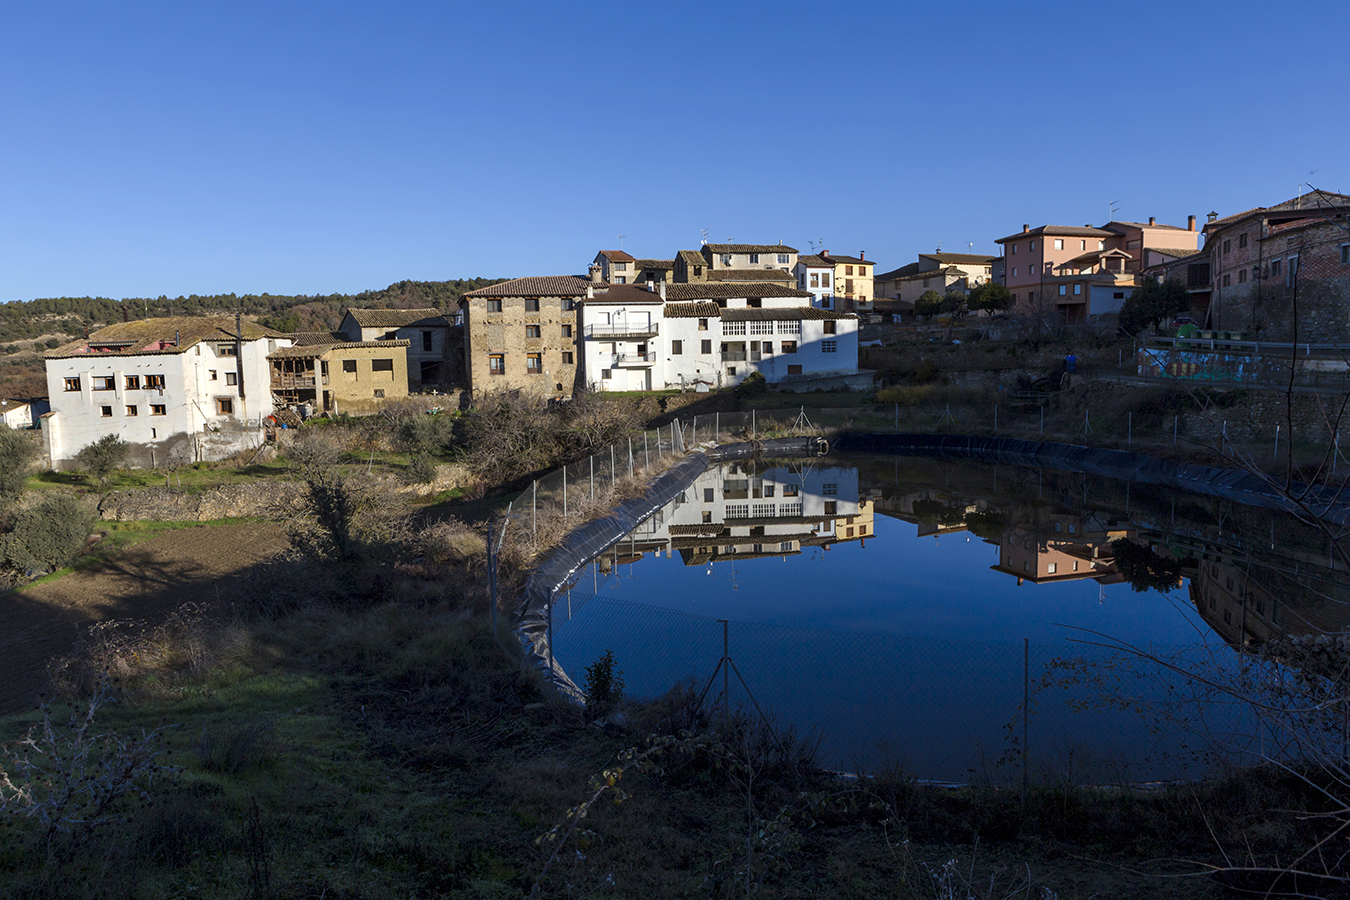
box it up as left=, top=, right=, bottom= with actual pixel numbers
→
left=548, top=593, right=1257, bottom=785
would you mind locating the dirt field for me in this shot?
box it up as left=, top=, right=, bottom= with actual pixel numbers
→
left=0, top=522, right=289, bottom=715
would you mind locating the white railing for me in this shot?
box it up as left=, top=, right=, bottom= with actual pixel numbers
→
left=586, top=323, right=659, bottom=338
left=611, top=352, right=657, bottom=365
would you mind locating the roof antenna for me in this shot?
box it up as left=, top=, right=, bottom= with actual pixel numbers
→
left=700, top=228, right=709, bottom=246
left=1108, top=200, right=1120, bottom=221
left=618, top=233, right=628, bottom=250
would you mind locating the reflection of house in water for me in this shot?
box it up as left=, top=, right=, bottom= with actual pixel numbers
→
left=873, top=490, right=978, bottom=537
left=991, top=511, right=1133, bottom=586
left=609, top=463, right=873, bottom=568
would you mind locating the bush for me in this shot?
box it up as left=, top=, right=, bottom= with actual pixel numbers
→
left=738, top=371, right=769, bottom=397
left=76, top=434, right=130, bottom=483
left=584, top=649, right=624, bottom=709
left=397, top=413, right=456, bottom=455
left=403, top=453, right=438, bottom=484
left=0, top=493, right=94, bottom=576
left=0, top=424, right=36, bottom=505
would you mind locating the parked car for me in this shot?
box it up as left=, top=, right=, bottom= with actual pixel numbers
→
left=1172, top=316, right=1196, bottom=327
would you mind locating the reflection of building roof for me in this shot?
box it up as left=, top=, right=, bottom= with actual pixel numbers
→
left=705, top=244, right=798, bottom=254
left=47, top=316, right=284, bottom=359
left=670, top=532, right=818, bottom=550
left=465, top=276, right=603, bottom=297
left=268, top=339, right=409, bottom=359
left=664, top=283, right=814, bottom=301
left=345, top=307, right=444, bottom=328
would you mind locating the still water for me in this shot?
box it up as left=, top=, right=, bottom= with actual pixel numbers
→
left=551, top=454, right=1347, bottom=783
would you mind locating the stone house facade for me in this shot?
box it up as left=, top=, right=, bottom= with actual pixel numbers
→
left=1202, top=192, right=1350, bottom=340
left=461, top=276, right=589, bottom=398
left=338, top=307, right=455, bottom=390
left=268, top=335, right=410, bottom=416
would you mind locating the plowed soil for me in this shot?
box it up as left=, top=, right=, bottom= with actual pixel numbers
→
left=0, top=522, right=289, bottom=715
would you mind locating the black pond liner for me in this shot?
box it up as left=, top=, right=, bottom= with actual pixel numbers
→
left=832, top=432, right=1350, bottom=527
left=514, top=437, right=828, bottom=704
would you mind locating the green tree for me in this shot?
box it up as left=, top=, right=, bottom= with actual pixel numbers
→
left=0, top=493, right=94, bottom=575
left=941, top=291, right=967, bottom=318
left=1110, top=537, right=1184, bottom=593
left=1117, top=276, right=1189, bottom=336
left=914, top=290, right=943, bottom=320
left=0, top=425, right=36, bottom=506
left=967, top=282, right=1013, bottom=315
left=75, top=435, right=130, bottom=484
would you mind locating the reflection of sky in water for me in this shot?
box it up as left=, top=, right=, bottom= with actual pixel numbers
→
left=576, top=514, right=1206, bottom=647
left=550, top=461, right=1254, bottom=782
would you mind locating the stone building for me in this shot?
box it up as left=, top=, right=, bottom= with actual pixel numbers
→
left=1201, top=191, right=1350, bottom=339
left=460, top=276, right=591, bottom=398
left=268, top=333, right=409, bottom=416
left=338, top=307, right=456, bottom=390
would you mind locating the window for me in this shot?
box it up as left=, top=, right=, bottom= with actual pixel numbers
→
left=693, top=266, right=702, bottom=277
left=226, top=372, right=237, bottom=386
left=778, top=254, right=789, bottom=264
left=1080, top=240, right=1086, bottom=250
left=1238, top=269, right=1247, bottom=283
left=778, top=320, right=800, bottom=334
left=100, top=405, right=113, bottom=417
left=1073, top=284, right=1082, bottom=295
left=719, top=254, right=732, bottom=266
left=601, top=369, right=612, bottom=380
left=613, top=262, right=627, bottom=271
left=1342, top=245, right=1350, bottom=265
left=1271, top=259, right=1281, bottom=278
left=146, top=375, right=165, bottom=390
left=823, top=321, right=836, bottom=334
left=561, top=351, right=573, bottom=365
left=372, top=359, right=394, bottom=372
left=1058, top=285, right=1066, bottom=296
left=783, top=484, right=799, bottom=498
left=750, top=321, right=773, bottom=335
left=526, top=353, right=542, bottom=373
left=821, top=272, right=830, bottom=287
left=781, top=341, right=797, bottom=353
left=1047, top=563, right=1057, bottom=574
left=845, top=265, right=853, bottom=276
left=727, top=366, right=736, bottom=375
left=1098, top=241, right=1105, bottom=251
left=562, top=298, right=575, bottom=311
left=1286, top=255, right=1298, bottom=287
left=126, top=405, right=137, bottom=416
left=210, top=369, right=218, bottom=381
left=823, top=500, right=837, bottom=515
left=749, top=253, right=759, bottom=263
left=1113, top=291, right=1124, bottom=299
left=701, top=339, right=712, bottom=354
left=151, top=404, right=166, bottom=416
left=1012, top=267, right=1018, bottom=277
left=788, top=364, right=802, bottom=375
left=216, top=398, right=234, bottom=415
left=723, top=321, right=746, bottom=335
left=672, top=340, right=683, bottom=355
left=1223, top=273, right=1231, bottom=287
left=63, top=377, right=81, bottom=392
left=486, top=299, right=502, bottom=313
left=374, top=389, right=385, bottom=398
left=525, top=325, right=541, bottom=338
left=822, top=340, right=837, bottom=353
left=525, top=298, right=540, bottom=311
left=809, top=273, right=819, bottom=288
left=1222, top=239, right=1230, bottom=254
left=93, top=376, right=114, bottom=391
left=343, top=359, right=357, bottom=373
left=1239, top=233, right=1248, bottom=248
left=1054, top=239, right=1064, bottom=250
left=1030, top=264, right=1038, bottom=275
left=561, top=324, right=572, bottom=338
left=125, top=375, right=140, bottom=390
left=698, top=318, right=708, bottom=331
left=422, top=331, right=433, bottom=351
left=1012, top=244, right=1018, bottom=255
left=489, top=354, right=504, bottom=374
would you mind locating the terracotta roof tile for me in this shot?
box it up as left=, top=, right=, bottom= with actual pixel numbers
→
left=345, top=307, right=446, bottom=328
left=268, top=339, right=409, bottom=359
left=798, top=254, right=831, bottom=267
left=919, top=252, right=999, bottom=265
left=465, top=276, right=602, bottom=297
left=599, top=250, right=636, bottom=262
left=704, top=243, right=798, bottom=254
left=677, top=250, right=706, bottom=266
left=722, top=308, right=857, bottom=321
left=707, top=268, right=795, bottom=282
left=634, top=259, right=674, bottom=270
left=995, top=225, right=1114, bottom=243
left=46, top=316, right=283, bottom=359
left=663, top=283, right=813, bottom=301
left=662, top=302, right=722, bottom=317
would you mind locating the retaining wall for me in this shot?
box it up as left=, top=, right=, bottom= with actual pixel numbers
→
left=99, top=481, right=307, bottom=522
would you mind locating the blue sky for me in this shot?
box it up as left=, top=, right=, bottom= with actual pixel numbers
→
left=3, top=0, right=1347, bottom=301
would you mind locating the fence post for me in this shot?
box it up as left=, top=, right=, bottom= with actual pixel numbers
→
left=994, top=403, right=998, bottom=434
left=1022, top=637, right=1029, bottom=807
left=1127, top=411, right=1132, bottom=446
left=644, top=432, right=649, bottom=470
left=590, top=454, right=595, bottom=500
left=563, top=465, right=568, bottom=518
left=532, top=480, right=537, bottom=535
left=487, top=521, right=497, bottom=639
left=628, top=437, right=634, bottom=478
left=715, top=411, right=720, bottom=443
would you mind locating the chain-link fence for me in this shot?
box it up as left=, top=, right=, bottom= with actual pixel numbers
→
left=548, top=592, right=1256, bottom=785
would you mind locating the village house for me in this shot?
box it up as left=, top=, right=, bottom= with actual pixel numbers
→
left=874, top=251, right=1000, bottom=316
left=819, top=251, right=873, bottom=313
left=43, top=316, right=291, bottom=470
left=460, top=275, right=589, bottom=398
left=1200, top=191, right=1350, bottom=340
left=793, top=254, right=837, bottom=309
left=997, top=216, right=1201, bottom=323
left=268, top=332, right=410, bottom=416
left=0, top=398, right=48, bottom=430
left=590, top=250, right=636, bottom=284
left=337, top=307, right=457, bottom=390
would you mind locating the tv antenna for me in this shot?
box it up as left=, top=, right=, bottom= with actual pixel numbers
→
left=617, top=233, right=628, bottom=250
left=968, top=241, right=974, bottom=254
left=1108, top=200, right=1120, bottom=221
left=700, top=228, right=709, bottom=246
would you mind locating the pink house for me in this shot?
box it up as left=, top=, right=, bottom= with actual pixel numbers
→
left=996, top=216, right=1201, bottom=323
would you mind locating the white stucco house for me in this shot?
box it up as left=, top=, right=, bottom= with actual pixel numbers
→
left=578, top=282, right=860, bottom=391
left=794, top=254, right=838, bottom=309
left=42, top=316, right=292, bottom=470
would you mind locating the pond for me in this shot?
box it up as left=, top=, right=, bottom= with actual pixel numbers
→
left=549, top=453, right=1350, bottom=783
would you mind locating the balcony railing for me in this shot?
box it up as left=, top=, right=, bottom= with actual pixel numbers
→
left=272, top=374, right=324, bottom=389
left=586, top=323, right=659, bottom=338
left=723, top=351, right=747, bottom=362
left=611, top=352, right=657, bottom=365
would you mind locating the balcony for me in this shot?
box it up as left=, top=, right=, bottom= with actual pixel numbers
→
left=272, top=374, right=325, bottom=389
left=586, top=323, right=659, bottom=339
left=611, top=352, right=656, bottom=366
left=723, top=351, right=747, bottom=362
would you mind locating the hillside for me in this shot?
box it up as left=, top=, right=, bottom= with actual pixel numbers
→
left=0, top=277, right=506, bottom=399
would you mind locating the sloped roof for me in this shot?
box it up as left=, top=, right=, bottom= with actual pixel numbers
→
left=290, top=330, right=350, bottom=346
left=269, top=339, right=410, bottom=359
left=1107, top=220, right=1191, bottom=232
left=822, top=254, right=867, bottom=265
left=798, top=254, right=831, bottom=267
left=634, top=258, right=674, bottom=270
left=890, top=266, right=968, bottom=283
left=662, top=302, right=722, bottom=317
left=464, top=276, right=602, bottom=297
left=876, top=262, right=921, bottom=281
left=704, top=244, right=798, bottom=254
left=46, top=316, right=284, bottom=359
left=576, top=285, right=664, bottom=305
left=598, top=250, right=636, bottom=262
left=1203, top=191, right=1350, bottom=231
left=722, top=308, right=857, bottom=321
left=995, top=225, right=1114, bottom=243
left=919, top=252, right=998, bottom=265
left=677, top=250, right=706, bottom=267
left=663, top=283, right=814, bottom=302
left=1147, top=246, right=1199, bottom=260
left=344, top=307, right=445, bottom=329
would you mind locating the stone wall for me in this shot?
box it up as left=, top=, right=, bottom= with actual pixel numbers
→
left=99, top=481, right=307, bottom=522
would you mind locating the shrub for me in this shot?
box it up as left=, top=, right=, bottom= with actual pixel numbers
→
left=583, top=649, right=624, bottom=708
left=76, top=434, right=130, bottom=483
left=0, top=493, right=94, bottom=576
left=738, top=371, right=769, bottom=397
left=396, top=411, right=456, bottom=455
left=876, top=385, right=936, bottom=406
left=0, top=424, right=36, bottom=505
left=403, top=453, right=438, bottom=484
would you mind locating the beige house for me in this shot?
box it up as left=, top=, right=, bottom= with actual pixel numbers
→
left=460, top=276, right=591, bottom=398
left=591, top=250, right=637, bottom=284
left=673, top=249, right=709, bottom=283
left=269, top=334, right=409, bottom=416
left=701, top=243, right=798, bottom=275
left=819, top=251, right=873, bottom=313
left=875, top=252, right=1000, bottom=316
left=338, top=307, right=455, bottom=390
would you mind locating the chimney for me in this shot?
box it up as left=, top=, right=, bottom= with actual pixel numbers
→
left=822, top=250, right=830, bottom=258
left=860, top=250, right=865, bottom=261
left=586, top=284, right=594, bottom=299
left=660, top=281, right=666, bottom=302
left=1207, top=211, right=1219, bottom=223
left=588, top=262, right=602, bottom=284
left=1022, top=224, right=1029, bottom=233
left=1148, top=216, right=1156, bottom=226
left=1188, top=215, right=1196, bottom=231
